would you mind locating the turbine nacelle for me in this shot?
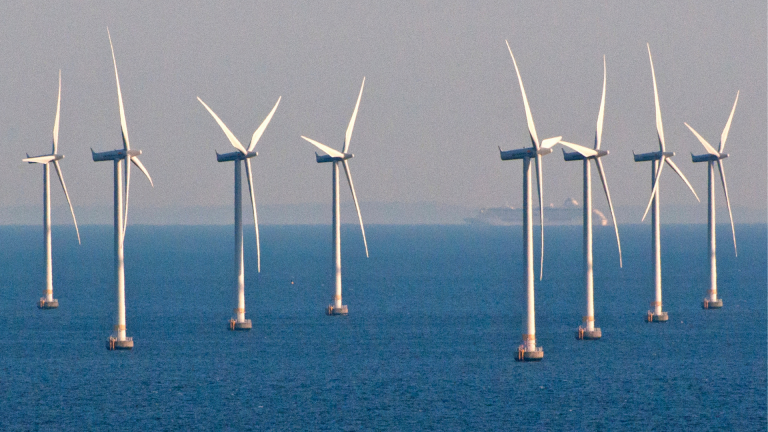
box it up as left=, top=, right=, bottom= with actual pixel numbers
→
left=91, top=148, right=142, bottom=162
left=216, top=150, right=258, bottom=162
left=632, top=150, right=675, bottom=162
left=316, top=152, right=353, bottom=163
left=498, top=146, right=551, bottom=161
left=562, top=149, right=609, bottom=161
left=23, top=153, right=64, bottom=164
left=691, top=152, right=728, bottom=163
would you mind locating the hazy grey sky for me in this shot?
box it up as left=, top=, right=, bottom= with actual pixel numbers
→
left=0, top=1, right=765, bottom=224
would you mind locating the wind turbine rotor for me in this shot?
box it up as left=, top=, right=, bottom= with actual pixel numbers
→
left=641, top=157, right=666, bottom=221
left=108, top=28, right=130, bottom=152
left=559, top=141, right=598, bottom=158
left=666, top=158, right=699, bottom=202
left=533, top=136, right=561, bottom=280
left=534, top=153, right=545, bottom=280
left=647, top=44, right=665, bottom=152
left=595, top=56, right=606, bottom=150
left=131, top=156, right=153, bottom=186
left=53, top=70, right=61, bottom=154
left=342, top=160, right=368, bottom=257
left=108, top=29, right=153, bottom=241
left=52, top=160, right=81, bottom=244
left=197, top=97, right=248, bottom=155
left=244, top=158, right=261, bottom=271
left=122, top=156, right=153, bottom=242
left=685, top=123, right=719, bottom=156
left=248, top=96, right=281, bottom=153
left=123, top=156, right=131, bottom=242
left=301, top=136, right=346, bottom=159
left=715, top=93, right=739, bottom=255
left=595, top=158, right=622, bottom=267
left=344, top=78, right=365, bottom=154
left=720, top=91, right=739, bottom=153
left=506, top=40, right=539, bottom=149
left=716, top=160, right=737, bottom=256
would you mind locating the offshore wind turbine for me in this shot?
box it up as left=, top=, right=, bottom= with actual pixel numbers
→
left=633, top=44, right=699, bottom=323
left=92, top=30, right=153, bottom=350
left=559, top=57, right=622, bottom=340
left=301, top=77, right=369, bottom=316
left=23, top=70, right=80, bottom=310
left=685, top=91, right=739, bottom=309
left=197, top=95, right=281, bottom=330
left=499, top=42, right=561, bottom=361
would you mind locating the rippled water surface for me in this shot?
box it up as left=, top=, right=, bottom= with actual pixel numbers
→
left=0, top=224, right=764, bottom=430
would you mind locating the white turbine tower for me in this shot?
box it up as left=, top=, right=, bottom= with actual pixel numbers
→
left=498, top=42, right=561, bottom=361
left=23, top=70, right=81, bottom=310
left=92, top=30, right=153, bottom=350
left=559, top=57, right=622, bottom=340
left=685, top=91, right=739, bottom=309
left=301, top=77, right=369, bottom=316
left=197, top=95, right=281, bottom=330
left=633, top=44, right=699, bottom=323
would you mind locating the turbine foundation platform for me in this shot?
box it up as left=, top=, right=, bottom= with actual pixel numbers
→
left=37, top=298, right=58, bottom=309
left=515, top=346, right=543, bottom=362
left=646, top=311, right=668, bottom=322
left=576, top=327, right=602, bottom=340
left=327, top=305, right=348, bottom=316
left=702, top=299, right=723, bottom=309
left=106, top=337, right=133, bottom=350
left=228, top=319, right=252, bottom=331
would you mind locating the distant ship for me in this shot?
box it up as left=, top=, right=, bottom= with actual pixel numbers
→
left=465, top=198, right=608, bottom=226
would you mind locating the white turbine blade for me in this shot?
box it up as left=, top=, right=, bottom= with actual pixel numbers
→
left=53, top=160, right=80, bottom=245
left=301, top=136, right=345, bottom=159
left=344, top=77, right=365, bottom=153
left=559, top=140, right=598, bottom=157
left=717, top=160, right=737, bottom=256
left=666, top=158, right=699, bottom=202
left=131, top=156, right=153, bottom=187
left=108, top=28, right=130, bottom=151
left=647, top=43, right=665, bottom=152
left=244, top=159, right=261, bottom=272
left=595, top=158, right=622, bottom=267
left=595, top=56, right=606, bottom=150
left=23, top=155, right=56, bottom=164
left=719, top=91, right=739, bottom=153
left=641, top=158, right=665, bottom=221
left=506, top=40, right=539, bottom=149
left=197, top=97, right=247, bottom=154
left=342, top=160, right=369, bottom=258
left=122, top=158, right=131, bottom=241
left=52, top=70, right=61, bottom=154
left=684, top=122, right=718, bottom=155
left=535, top=153, right=544, bottom=280
left=248, top=96, right=281, bottom=152
left=540, top=136, right=562, bottom=150
left=121, top=156, right=152, bottom=242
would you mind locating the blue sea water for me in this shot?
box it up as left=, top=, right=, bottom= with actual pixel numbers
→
left=0, top=224, right=764, bottom=431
